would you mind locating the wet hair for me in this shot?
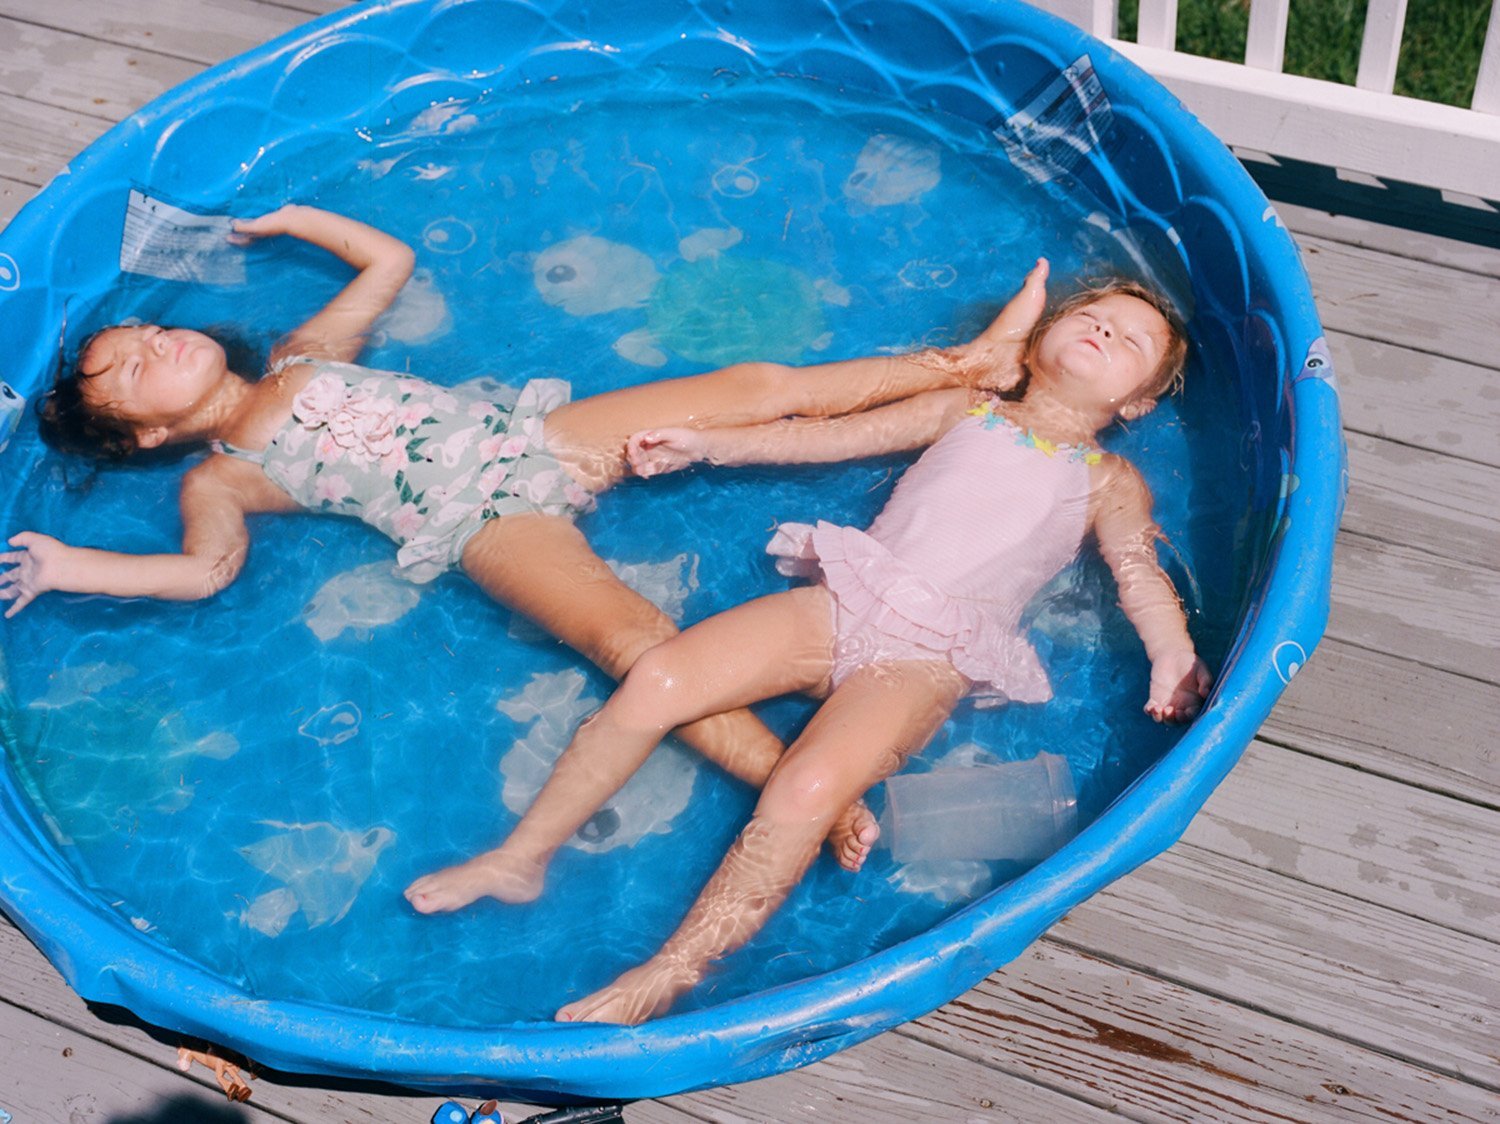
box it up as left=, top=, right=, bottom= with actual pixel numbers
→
left=36, top=323, right=265, bottom=461
left=1025, top=279, right=1189, bottom=403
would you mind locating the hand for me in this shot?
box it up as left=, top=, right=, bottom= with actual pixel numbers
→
left=626, top=428, right=710, bottom=478
left=947, top=258, right=1050, bottom=391
left=1145, top=649, right=1213, bottom=724
left=227, top=204, right=302, bottom=246
left=0, top=532, right=72, bottom=619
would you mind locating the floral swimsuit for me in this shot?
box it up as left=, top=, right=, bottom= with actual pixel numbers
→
left=215, top=359, right=595, bottom=583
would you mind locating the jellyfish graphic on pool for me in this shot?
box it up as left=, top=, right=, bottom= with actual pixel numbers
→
left=531, top=230, right=849, bottom=368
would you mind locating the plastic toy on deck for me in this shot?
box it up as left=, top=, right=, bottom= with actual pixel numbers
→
left=0, top=0, right=1342, bottom=1103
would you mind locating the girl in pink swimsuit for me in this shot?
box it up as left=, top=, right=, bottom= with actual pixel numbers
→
left=404, top=260, right=1214, bottom=1026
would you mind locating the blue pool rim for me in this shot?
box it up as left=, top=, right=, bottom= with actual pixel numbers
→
left=0, top=0, right=1344, bottom=1100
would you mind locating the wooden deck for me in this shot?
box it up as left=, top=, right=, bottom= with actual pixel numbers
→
left=2, top=2, right=1497, bottom=1121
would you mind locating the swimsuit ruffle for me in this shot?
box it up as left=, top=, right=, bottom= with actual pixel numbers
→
left=767, top=520, right=1053, bottom=704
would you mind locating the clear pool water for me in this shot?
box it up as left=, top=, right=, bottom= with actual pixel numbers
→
left=0, top=68, right=1250, bottom=1026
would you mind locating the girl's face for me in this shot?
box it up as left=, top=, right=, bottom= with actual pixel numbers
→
left=78, top=325, right=228, bottom=436
left=1030, top=294, right=1172, bottom=413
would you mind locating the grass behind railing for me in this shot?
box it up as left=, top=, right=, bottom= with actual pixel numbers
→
left=1116, top=0, right=1492, bottom=107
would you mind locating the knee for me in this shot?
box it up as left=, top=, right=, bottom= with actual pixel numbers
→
left=613, top=641, right=695, bottom=723
left=592, top=616, right=677, bottom=679
left=758, top=755, right=851, bottom=829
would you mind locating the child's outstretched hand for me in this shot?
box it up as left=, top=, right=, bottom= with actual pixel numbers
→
left=1145, top=649, right=1213, bottom=724
left=227, top=205, right=297, bottom=246
left=948, top=258, right=1050, bottom=392
left=0, top=532, right=69, bottom=619
left=627, top=428, right=710, bottom=478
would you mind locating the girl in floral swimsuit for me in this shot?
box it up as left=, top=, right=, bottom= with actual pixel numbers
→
left=0, top=204, right=1038, bottom=871
left=409, top=260, right=1214, bottom=1025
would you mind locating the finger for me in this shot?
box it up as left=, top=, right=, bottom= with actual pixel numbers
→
left=4, top=591, right=33, bottom=618
left=7, top=532, right=38, bottom=549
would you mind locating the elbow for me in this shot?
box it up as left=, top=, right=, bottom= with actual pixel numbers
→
left=200, top=551, right=245, bottom=598
left=387, top=241, right=417, bottom=282
left=167, top=551, right=244, bottom=602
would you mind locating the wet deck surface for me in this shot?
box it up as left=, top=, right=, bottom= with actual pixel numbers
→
left=2, top=2, right=1497, bottom=1120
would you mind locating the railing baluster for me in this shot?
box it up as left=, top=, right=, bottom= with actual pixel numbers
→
left=1244, top=0, right=1290, bottom=72
left=1136, top=0, right=1179, bottom=51
left=1355, top=0, right=1408, bottom=94
left=1475, top=1, right=1500, bottom=114
left=1040, top=0, right=1118, bottom=39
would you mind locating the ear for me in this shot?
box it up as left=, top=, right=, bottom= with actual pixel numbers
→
left=1118, top=396, right=1159, bottom=421
left=135, top=425, right=171, bottom=450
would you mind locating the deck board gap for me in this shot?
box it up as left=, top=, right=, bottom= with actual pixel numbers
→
left=1174, top=839, right=1500, bottom=951
left=1341, top=425, right=1500, bottom=471
left=1288, top=225, right=1500, bottom=281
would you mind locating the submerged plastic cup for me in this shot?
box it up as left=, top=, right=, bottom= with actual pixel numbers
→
left=882, top=752, right=1078, bottom=863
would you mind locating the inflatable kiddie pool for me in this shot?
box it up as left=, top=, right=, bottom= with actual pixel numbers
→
left=0, top=0, right=1343, bottom=1101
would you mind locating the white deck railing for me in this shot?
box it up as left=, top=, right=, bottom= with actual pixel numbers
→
left=1035, top=0, right=1500, bottom=204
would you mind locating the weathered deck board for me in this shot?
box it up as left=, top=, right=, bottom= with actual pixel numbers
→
left=909, top=941, right=1500, bottom=1122
left=0, top=0, right=334, bottom=67
left=1050, top=840, right=1500, bottom=1086
left=1326, top=536, right=1500, bottom=676
left=1260, top=637, right=1500, bottom=802
left=1299, top=234, right=1500, bottom=371
left=0, top=15, right=203, bottom=121
left=1184, top=740, right=1500, bottom=940
left=1343, top=431, right=1499, bottom=570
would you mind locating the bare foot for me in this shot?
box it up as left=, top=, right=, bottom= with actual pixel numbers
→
left=404, top=849, right=546, bottom=913
left=556, top=958, right=702, bottom=1025
left=176, top=1046, right=252, bottom=1101
left=828, top=800, right=879, bottom=872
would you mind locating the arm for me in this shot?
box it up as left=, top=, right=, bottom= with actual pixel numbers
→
left=231, top=205, right=416, bottom=365
left=1090, top=457, right=1213, bottom=723
left=628, top=388, right=973, bottom=476
left=0, top=462, right=274, bottom=616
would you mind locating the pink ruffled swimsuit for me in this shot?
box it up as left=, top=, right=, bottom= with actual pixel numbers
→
left=767, top=404, right=1097, bottom=705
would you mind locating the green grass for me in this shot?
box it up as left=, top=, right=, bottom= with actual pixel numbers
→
left=1116, top=0, right=1493, bottom=107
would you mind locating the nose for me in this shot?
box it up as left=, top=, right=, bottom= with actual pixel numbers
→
left=1093, top=319, right=1113, bottom=339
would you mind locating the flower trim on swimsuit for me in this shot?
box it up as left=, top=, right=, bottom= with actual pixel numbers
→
left=966, top=401, right=1102, bottom=465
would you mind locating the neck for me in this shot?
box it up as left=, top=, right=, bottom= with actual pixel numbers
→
left=1004, top=387, right=1113, bottom=447
left=166, top=370, right=257, bottom=446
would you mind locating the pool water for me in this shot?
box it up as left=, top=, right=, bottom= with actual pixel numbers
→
left=0, top=68, right=1251, bottom=1025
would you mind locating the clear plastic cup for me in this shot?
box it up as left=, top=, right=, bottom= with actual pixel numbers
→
left=881, top=752, right=1078, bottom=863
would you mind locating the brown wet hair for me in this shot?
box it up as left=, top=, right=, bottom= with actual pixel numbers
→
left=37, top=324, right=265, bottom=461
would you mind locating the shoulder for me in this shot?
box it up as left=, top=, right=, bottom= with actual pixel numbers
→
left=1087, top=453, right=1156, bottom=525
left=1090, top=451, right=1146, bottom=491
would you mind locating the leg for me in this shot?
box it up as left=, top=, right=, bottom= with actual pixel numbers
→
left=545, top=353, right=962, bottom=491
left=403, top=524, right=847, bottom=911
left=558, top=658, right=970, bottom=1024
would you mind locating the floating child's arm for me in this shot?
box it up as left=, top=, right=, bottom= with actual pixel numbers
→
left=0, top=461, right=290, bottom=617
left=1091, top=457, right=1213, bottom=723
left=230, top=205, right=415, bottom=366
left=628, top=387, right=973, bottom=476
